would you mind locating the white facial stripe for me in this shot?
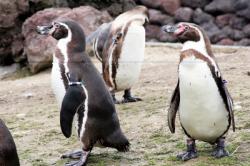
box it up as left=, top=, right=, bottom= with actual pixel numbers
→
left=181, top=26, right=220, bottom=77
left=57, top=22, right=72, bottom=73
left=80, top=85, right=88, bottom=141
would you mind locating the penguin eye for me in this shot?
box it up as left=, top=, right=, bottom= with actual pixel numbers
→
left=184, top=25, right=189, bottom=31
left=53, top=22, right=60, bottom=28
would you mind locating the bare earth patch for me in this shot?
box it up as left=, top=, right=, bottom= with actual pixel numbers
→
left=0, top=43, right=250, bottom=166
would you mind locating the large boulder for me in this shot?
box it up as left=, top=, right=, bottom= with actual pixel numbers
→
left=22, top=6, right=112, bottom=73
left=0, top=0, right=68, bottom=66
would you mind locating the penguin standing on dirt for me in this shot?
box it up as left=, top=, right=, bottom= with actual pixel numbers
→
left=37, top=20, right=129, bottom=166
left=162, top=22, right=235, bottom=161
left=87, top=6, right=149, bottom=103
left=0, top=119, right=20, bottom=166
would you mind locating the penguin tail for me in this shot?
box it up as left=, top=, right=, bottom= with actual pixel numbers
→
left=60, top=85, right=86, bottom=138
left=102, top=129, right=130, bottom=152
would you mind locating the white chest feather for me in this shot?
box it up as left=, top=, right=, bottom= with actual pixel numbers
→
left=179, top=56, right=229, bottom=142
left=51, top=23, right=72, bottom=106
left=51, top=56, right=66, bottom=107
left=115, top=25, right=145, bottom=91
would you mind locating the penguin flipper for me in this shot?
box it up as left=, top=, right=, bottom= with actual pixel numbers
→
left=60, top=85, right=86, bottom=138
left=215, top=76, right=235, bottom=132
left=168, top=80, right=180, bottom=133
left=86, top=23, right=111, bottom=44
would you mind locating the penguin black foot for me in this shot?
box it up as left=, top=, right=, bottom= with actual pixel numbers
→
left=121, top=89, right=142, bottom=103
left=61, top=149, right=82, bottom=159
left=177, top=151, right=198, bottom=161
left=211, top=147, right=229, bottom=158
left=211, top=138, right=229, bottom=158
left=64, top=150, right=90, bottom=166
left=122, top=96, right=142, bottom=103
left=177, top=138, right=198, bottom=161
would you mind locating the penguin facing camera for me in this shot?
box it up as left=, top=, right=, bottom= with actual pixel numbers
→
left=162, top=22, right=235, bottom=161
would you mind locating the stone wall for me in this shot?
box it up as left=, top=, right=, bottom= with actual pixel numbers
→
left=136, top=0, right=250, bottom=46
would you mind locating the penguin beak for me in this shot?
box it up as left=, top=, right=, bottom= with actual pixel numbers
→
left=161, top=25, right=178, bottom=33
left=162, top=24, right=186, bottom=36
left=36, top=24, right=53, bottom=35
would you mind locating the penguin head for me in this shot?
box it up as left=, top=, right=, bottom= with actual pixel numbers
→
left=37, top=20, right=86, bottom=50
left=162, top=22, right=207, bottom=43
left=114, top=5, right=149, bottom=27
left=36, top=21, right=69, bottom=40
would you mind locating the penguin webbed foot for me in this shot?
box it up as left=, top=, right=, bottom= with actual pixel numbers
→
left=61, top=149, right=82, bottom=159
left=121, top=89, right=142, bottom=104
left=64, top=150, right=90, bottom=166
left=177, top=150, right=198, bottom=161
left=177, top=138, right=198, bottom=161
left=122, top=96, right=142, bottom=103
left=211, top=147, right=229, bottom=158
left=211, top=138, right=229, bottom=158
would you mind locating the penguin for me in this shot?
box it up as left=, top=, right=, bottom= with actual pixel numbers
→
left=36, top=20, right=130, bottom=166
left=162, top=22, right=235, bottom=161
left=0, top=119, right=20, bottom=166
left=86, top=6, right=149, bottom=103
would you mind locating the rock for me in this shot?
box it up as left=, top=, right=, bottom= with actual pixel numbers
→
left=235, top=38, right=250, bottom=46
left=107, top=0, right=136, bottom=17
left=229, top=16, right=247, bottom=30
left=180, top=0, right=211, bottom=9
left=215, top=14, right=234, bottom=28
left=145, top=24, right=177, bottom=42
left=217, top=38, right=234, bottom=45
left=22, top=6, right=112, bottom=73
left=232, top=30, right=245, bottom=41
left=243, top=24, right=250, bottom=38
left=145, top=24, right=160, bottom=39
left=205, top=0, right=235, bottom=14
left=0, top=0, right=69, bottom=67
left=201, top=21, right=225, bottom=43
left=140, top=0, right=181, bottom=15
left=0, top=63, right=20, bottom=80
left=237, top=8, right=250, bottom=20
left=158, top=29, right=177, bottom=42
left=161, top=0, right=181, bottom=16
left=140, top=0, right=162, bottom=9
left=174, top=7, right=193, bottom=22
left=193, top=8, right=213, bottom=24
left=234, top=0, right=250, bottom=11
left=148, top=9, right=174, bottom=25
left=222, top=26, right=244, bottom=41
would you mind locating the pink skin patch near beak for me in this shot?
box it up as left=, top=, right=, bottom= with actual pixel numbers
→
left=174, top=25, right=186, bottom=36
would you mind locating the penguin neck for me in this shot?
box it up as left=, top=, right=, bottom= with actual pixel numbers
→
left=181, top=27, right=215, bottom=61
left=57, top=31, right=85, bottom=62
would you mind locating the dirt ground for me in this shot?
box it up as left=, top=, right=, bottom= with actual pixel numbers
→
left=0, top=43, right=250, bottom=166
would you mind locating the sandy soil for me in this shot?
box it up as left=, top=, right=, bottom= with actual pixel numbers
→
left=0, top=43, right=250, bottom=166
